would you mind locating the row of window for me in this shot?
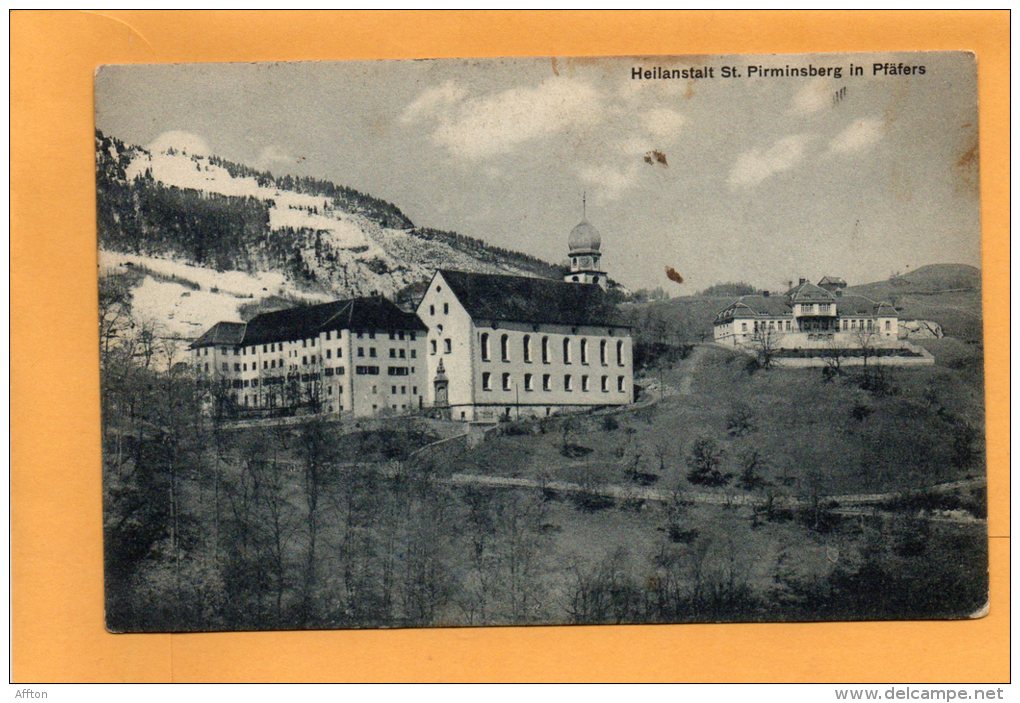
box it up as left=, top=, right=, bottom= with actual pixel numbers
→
left=428, top=302, right=450, bottom=316
left=197, top=330, right=418, bottom=357
left=479, top=333, right=626, bottom=366
left=734, top=317, right=892, bottom=334
left=481, top=372, right=626, bottom=393
left=356, top=347, right=419, bottom=359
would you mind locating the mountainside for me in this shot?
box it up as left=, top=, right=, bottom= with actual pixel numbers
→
left=96, top=131, right=562, bottom=338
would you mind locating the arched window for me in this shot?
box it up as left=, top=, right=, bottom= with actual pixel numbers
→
left=502, top=373, right=511, bottom=391
left=563, top=338, right=572, bottom=364
left=616, top=340, right=624, bottom=366
left=541, top=336, right=550, bottom=363
left=580, top=339, right=589, bottom=364
left=601, top=375, right=609, bottom=392
left=599, top=339, right=607, bottom=365
left=523, top=335, right=532, bottom=363
left=480, top=333, right=490, bottom=361
left=500, top=334, right=510, bottom=361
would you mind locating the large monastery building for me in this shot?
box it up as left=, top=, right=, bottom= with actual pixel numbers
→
left=190, top=296, right=428, bottom=418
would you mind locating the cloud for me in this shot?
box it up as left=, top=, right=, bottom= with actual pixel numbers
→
left=728, top=134, right=813, bottom=187
left=788, top=78, right=834, bottom=116
left=578, top=163, right=640, bottom=202
left=147, top=130, right=210, bottom=155
left=405, top=78, right=603, bottom=160
left=641, top=107, right=685, bottom=141
left=254, top=144, right=295, bottom=169
left=828, top=117, right=884, bottom=154
left=400, top=81, right=467, bottom=124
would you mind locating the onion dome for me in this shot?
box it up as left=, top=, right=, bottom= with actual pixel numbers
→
left=568, top=219, right=602, bottom=253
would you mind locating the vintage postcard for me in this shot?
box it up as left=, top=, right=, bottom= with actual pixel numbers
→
left=95, top=52, right=986, bottom=632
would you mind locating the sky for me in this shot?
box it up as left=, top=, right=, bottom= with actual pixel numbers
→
left=95, top=53, right=981, bottom=293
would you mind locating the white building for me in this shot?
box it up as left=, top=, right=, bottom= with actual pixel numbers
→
left=190, top=296, right=428, bottom=418
left=416, top=214, right=633, bottom=423
left=713, top=277, right=899, bottom=349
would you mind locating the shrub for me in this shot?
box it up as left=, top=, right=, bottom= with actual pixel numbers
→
left=726, top=402, right=757, bottom=436
left=686, top=437, right=731, bottom=487
left=601, top=415, right=620, bottom=432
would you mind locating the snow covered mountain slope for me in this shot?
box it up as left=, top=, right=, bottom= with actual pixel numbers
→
left=96, top=132, right=563, bottom=339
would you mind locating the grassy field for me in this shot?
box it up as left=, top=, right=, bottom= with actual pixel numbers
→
left=445, top=343, right=986, bottom=497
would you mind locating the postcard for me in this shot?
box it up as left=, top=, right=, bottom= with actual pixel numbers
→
left=95, top=52, right=986, bottom=632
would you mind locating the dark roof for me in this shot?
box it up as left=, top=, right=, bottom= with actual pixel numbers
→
left=438, top=269, right=628, bottom=327
left=194, top=297, right=427, bottom=348
left=788, top=281, right=837, bottom=303
left=190, top=321, right=245, bottom=349
left=836, top=295, right=897, bottom=317
left=715, top=295, right=793, bottom=321
left=818, top=275, right=847, bottom=287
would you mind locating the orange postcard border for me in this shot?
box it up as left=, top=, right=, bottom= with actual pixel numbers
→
left=10, top=10, right=1010, bottom=682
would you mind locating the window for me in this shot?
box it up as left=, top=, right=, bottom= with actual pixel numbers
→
left=524, top=373, right=533, bottom=391
left=262, top=345, right=268, bottom=353
left=389, top=349, right=396, bottom=358
left=482, top=372, right=492, bottom=391
left=430, top=340, right=437, bottom=355
left=564, top=374, right=573, bottom=391
left=502, top=373, right=511, bottom=391
left=326, top=349, right=332, bottom=359
left=617, top=376, right=625, bottom=392
left=410, top=350, right=416, bottom=358
left=885, top=320, right=891, bottom=331
left=580, top=339, right=589, bottom=364
left=741, top=323, right=748, bottom=333
left=234, top=363, right=241, bottom=372
left=500, top=334, right=509, bottom=361
left=786, top=321, right=792, bottom=331
left=600, top=340, right=607, bottom=365
left=369, top=332, right=376, bottom=340
left=481, top=333, right=490, bottom=361
left=391, top=386, right=397, bottom=395
left=358, top=347, right=365, bottom=357
left=443, top=303, right=449, bottom=314
left=356, top=366, right=380, bottom=375
left=389, top=331, right=396, bottom=340
left=616, top=340, right=624, bottom=366
left=302, top=339, right=307, bottom=348
left=398, top=331, right=405, bottom=340
left=263, top=361, right=269, bottom=370
left=563, top=338, right=572, bottom=364
left=601, top=375, right=609, bottom=392
left=221, top=362, right=228, bottom=371
left=541, top=336, right=550, bottom=363
left=542, top=374, right=551, bottom=391
left=369, top=348, right=377, bottom=358
left=581, top=375, right=589, bottom=392
left=387, top=366, right=409, bottom=376
left=444, top=339, right=452, bottom=354
left=430, top=305, right=435, bottom=316
left=399, top=349, right=406, bottom=358
left=302, top=356, right=307, bottom=365
left=523, top=335, right=532, bottom=362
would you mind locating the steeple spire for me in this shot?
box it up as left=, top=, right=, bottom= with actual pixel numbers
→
left=582, top=191, right=586, bottom=220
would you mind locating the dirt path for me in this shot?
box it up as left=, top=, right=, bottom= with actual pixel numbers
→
left=677, top=344, right=710, bottom=396
left=441, top=472, right=986, bottom=524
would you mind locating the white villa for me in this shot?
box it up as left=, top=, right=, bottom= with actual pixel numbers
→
left=713, top=277, right=900, bottom=349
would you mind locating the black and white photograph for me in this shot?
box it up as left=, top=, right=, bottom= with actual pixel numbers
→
left=96, top=53, right=987, bottom=633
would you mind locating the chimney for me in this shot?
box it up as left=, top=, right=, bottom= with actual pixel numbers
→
left=763, top=290, right=770, bottom=298
left=798, top=277, right=807, bottom=286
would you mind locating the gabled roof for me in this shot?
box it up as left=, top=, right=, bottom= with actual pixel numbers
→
left=190, top=321, right=246, bottom=349
left=836, top=295, right=898, bottom=317
left=194, top=297, right=427, bottom=349
left=715, top=295, right=793, bottom=321
left=437, top=269, right=627, bottom=328
left=818, top=275, right=847, bottom=287
left=787, top=281, right=837, bottom=303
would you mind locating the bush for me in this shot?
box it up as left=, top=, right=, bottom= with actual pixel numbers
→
left=601, top=415, right=620, bottom=432
left=726, top=402, right=757, bottom=436
left=686, top=437, right=731, bottom=487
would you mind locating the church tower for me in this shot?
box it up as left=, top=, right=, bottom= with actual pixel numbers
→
left=564, top=195, right=607, bottom=290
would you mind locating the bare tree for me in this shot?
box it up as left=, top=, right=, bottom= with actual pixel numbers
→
left=749, top=326, right=782, bottom=370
